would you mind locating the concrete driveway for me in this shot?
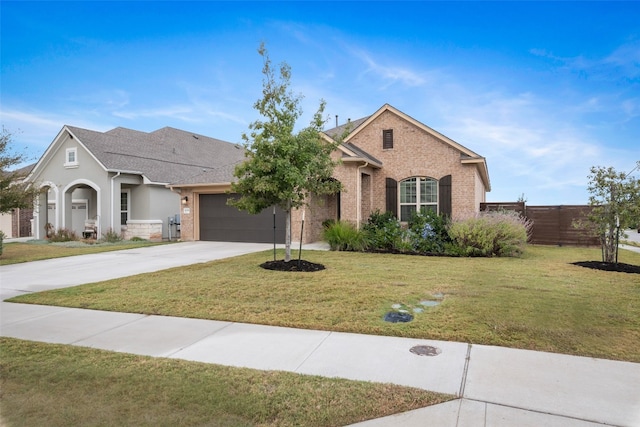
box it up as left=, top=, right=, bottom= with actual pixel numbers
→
left=0, top=241, right=273, bottom=300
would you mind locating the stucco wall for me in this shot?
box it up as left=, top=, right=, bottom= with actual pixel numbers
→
left=130, top=184, right=181, bottom=239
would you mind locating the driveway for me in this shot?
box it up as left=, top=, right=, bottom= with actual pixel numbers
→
left=0, top=241, right=273, bottom=300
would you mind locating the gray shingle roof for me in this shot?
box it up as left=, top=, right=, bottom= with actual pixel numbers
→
left=323, top=116, right=382, bottom=166
left=66, top=126, right=246, bottom=184
left=323, top=116, right=369, bottom=139
left=341, top=142, right=382, bottom=166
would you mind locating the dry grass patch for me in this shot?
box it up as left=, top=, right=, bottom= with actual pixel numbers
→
left=10, top=246, right=640, bottom=362
left=0, top=338, right=451, bottom=427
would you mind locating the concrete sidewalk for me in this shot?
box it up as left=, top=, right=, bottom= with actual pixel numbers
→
left=1, top=241, right=639, bottom=426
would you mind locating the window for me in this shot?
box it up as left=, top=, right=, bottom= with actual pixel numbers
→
left=65, top=148, right=78, bottom=167
left=383, top=129, right=393, bottom=149
left=399, top=177, right=437, bottom=221
left=120, top=191, right=129, bottom=225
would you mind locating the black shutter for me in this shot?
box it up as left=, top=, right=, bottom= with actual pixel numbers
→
left=383, top=129, right=393, bottom=149
left=439, top=175, right=452, bottom=217
left=386, top=178, right=398, bottom=217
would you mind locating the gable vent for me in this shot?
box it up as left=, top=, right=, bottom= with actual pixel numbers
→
left=383, top=129, right=393, bottom=149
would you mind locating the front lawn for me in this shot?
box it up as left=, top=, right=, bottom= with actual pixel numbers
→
left=9, top=246, right=640, bottom=362
left=0, top=240, right=169, bottom=265
left=0, top=338, right=449, bottom=427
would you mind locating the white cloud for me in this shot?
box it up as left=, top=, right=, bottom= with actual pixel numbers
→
left=531, top=39, right=640, bottom=81
left=603, top=40, right=640, bottom=79
left=112, top=106, right=196, bottom=122
left=351, top=48, right=429, bottom=88
left=0, top=107, right=114, bottom=163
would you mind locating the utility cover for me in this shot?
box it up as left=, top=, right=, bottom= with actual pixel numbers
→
left=410, top=345, right=442, bottom=356
left=383, top=312, right=414, bottom=323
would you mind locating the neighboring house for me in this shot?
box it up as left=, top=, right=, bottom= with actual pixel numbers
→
left=26, top=125, right=247, bottom=241
left=0, top=163, right=36, bottom=238
left=171, top=104, right=491, bottom=244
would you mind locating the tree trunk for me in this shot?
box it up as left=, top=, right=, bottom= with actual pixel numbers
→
left=285, top=201, right=292, bottom=262
left=602, top=223, right=616, bottom=263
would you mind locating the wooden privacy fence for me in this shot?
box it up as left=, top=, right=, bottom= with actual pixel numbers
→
left=480, top=203, right=599, bottom=246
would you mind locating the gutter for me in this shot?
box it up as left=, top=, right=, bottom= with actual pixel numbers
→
left=356, top=162, right=369, bottom=227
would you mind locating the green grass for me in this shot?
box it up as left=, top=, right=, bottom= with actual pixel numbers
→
left=0, top=240, right=169, bottom=265
left=10, top=245, right=640, bottom=362
left=0, top=338, right=451, bottom=427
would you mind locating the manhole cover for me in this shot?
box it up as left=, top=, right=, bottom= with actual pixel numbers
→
left=383, top=312, right=414, bottom=323
left=410, top=345, right=442, bottom=356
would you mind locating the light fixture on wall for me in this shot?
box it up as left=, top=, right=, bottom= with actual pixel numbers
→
left=181, top=196, right=188, bottom=205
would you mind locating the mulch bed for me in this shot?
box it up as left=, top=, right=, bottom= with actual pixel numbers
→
left=260, top=259, right=326, bottom=272
left=572, top=261, right=640, bottom=274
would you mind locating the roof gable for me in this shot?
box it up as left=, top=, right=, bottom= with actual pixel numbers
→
left=323, top=104, right=490, bottom=191
left=345, top=104, right=483, bottom=158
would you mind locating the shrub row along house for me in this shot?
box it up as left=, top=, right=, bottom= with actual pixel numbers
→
left=26, top=104, right=490, bottom=243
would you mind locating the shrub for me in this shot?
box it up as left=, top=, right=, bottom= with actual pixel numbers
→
left=362, top=210, right=404, bottom=251
left=407, top=210, right=452, bottom=254
left=130, top=236, right=147, bottom=242
left=323, top=221, right=368, bottom=251
left=0, top=230, right=5, bottom=256
left=448, top=211, right=532, bottom=257
left=101, top=228, right=123, bottom=243
left=48, top=228, right=79, bottom=242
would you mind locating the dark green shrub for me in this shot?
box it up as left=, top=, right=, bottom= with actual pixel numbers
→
left=362, top=210, right=404, bottom=251
left=130, top=236, right=147, bottom=242
left=407, top=210, right=451, bottom=254
left=448, top=211, right=532, bottom=257
left=323, top=221, right=368, bottom=251
left=101, top=228, right=123, bottom=243
left=0, top=230, right=5, bottom=256
left=48, top=228, right=79, bottom=242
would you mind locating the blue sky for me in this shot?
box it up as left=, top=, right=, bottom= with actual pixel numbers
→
left=2, top=1, right=639, bottom=204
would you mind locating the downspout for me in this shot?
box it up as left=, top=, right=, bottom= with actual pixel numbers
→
left=356, top=162, right=369, bottom=228
left=110, top=172, right=121, bottom=231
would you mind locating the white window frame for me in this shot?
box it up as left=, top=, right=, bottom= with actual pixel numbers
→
left=65, top=147, right=78, bottom=168
left=399, top=177, right=438, bottom=221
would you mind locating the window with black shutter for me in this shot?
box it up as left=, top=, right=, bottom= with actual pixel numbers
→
left=383, top=129, right=393, bottom=149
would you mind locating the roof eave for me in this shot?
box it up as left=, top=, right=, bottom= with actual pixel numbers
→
left=461, top=158, right=491, bottom=192
left=168, top=182, right=233, bottom=190
left=341, top=157, right=383, bottom=169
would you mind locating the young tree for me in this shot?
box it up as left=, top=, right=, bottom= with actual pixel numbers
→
left=586, top=162, right=640, bottom=263
left=0, top=127, right=39, bottom=214
left=231, top=44, right=341, bottom=262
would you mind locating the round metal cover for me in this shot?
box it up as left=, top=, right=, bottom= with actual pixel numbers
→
left=383, top=312, right=414, bottom=323
left=410, top=345, right=442, bottom=356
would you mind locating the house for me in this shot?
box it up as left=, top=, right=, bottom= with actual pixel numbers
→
left=26, top=125, right=247, bottom=241
left=172, top=104, right=491, bottom=244
left=0, top=163, right=36, bottom=238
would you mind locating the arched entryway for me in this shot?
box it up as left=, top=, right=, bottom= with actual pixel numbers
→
left=61, top=180, right=101, bottom=238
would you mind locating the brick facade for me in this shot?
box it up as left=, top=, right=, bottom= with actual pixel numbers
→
left=294, top=106, right=489, bottom=242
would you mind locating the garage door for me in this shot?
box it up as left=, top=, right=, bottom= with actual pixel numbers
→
left=199, top=194, right=286, bottom=243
